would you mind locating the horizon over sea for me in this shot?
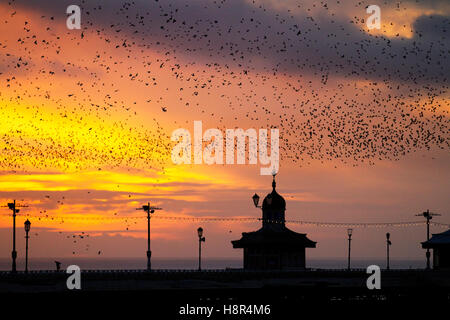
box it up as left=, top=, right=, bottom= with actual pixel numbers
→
left=0, top=257, right=426, bottom=271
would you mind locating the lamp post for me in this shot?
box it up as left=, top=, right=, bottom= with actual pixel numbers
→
left=24, top=219, right=31, bottom=273
left=252, top=193, right=261, bottom=208
left=3, top=200, right=28, bottom=273
left=197, top=227, right=205, bottom=271
left=136, top=202, right=162, bottom=271
left=8, top=201, right=18, bottom=273
left=386, top=232, right=391, bottom=270
left=424, top=210, right=432, bottom=270
left=145, top=204, right=153, bottom=271
left=347, top=228, right=353, bottom=271
left=416, top=209, right=440, bottom=270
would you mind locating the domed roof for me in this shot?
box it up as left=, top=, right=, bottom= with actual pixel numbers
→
left=262, top=175, right=286, bottom=211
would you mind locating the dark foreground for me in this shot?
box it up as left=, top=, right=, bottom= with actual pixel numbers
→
left=1, top=269, right=449, bottom=317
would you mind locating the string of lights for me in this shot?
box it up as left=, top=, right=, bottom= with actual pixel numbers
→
left=429, top=221, right=450, bottom=228
left=0, top=213, right=449, bottom=228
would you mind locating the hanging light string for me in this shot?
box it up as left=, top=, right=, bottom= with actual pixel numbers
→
left=0, top=212, right=448, bottom=228
left=429, top=221, right=450, bottom=228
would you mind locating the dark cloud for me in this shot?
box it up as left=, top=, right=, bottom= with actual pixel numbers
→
left=3, top=0, right=449, bottom=164
left=7, top=0, right=450, bottom=84
left=413, top=14, right=449, bottom=39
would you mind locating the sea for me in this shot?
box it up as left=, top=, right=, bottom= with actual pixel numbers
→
left=0, top=257, right=426, bottom=271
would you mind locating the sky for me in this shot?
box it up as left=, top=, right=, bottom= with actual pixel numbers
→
left=0, top=0, right=449, bottom=267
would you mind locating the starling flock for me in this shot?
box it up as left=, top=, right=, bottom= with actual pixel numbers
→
left=0, top=0, right=448, bottom=171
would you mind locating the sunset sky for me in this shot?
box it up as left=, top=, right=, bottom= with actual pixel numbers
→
left=0, top=0, right=449, bottom=267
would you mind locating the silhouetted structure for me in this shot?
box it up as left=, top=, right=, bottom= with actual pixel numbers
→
left=24, top=219, right=31, bottom=273
left=136, top=202, right=162, bottom=271
left=416, top=210, right=441, bottom=269
left=422, top=229, right=450, bottom=269
left=3, top=200, right=28, bottom=273
left=347, top=228, right=352, bottom=270
left=197, top=227, right=205, bottom=271
left=232, top=176, right=316, bottom=270
left=386, top=232, right=392, bottom=270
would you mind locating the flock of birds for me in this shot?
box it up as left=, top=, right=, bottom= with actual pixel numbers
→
left=0, top=0, right=448, bottom=170
left=0, top=0, right=448, bottom=256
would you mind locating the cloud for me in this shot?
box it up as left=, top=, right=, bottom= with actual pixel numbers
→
left=1, top=0, right=448, bottom=167
left=413, top=14, right=449, bottom=39
left=6, top=0, right=449, bottom=85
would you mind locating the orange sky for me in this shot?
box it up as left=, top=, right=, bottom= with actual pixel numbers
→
left=0, top=0, right=449, bottom=266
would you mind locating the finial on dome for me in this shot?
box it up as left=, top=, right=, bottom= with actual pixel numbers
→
left=272, top=172, right=276, bottom=191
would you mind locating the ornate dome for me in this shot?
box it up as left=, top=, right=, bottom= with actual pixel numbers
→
left=262, top=180, right=286, bottom=211
left=261, top=175, right=286, bottom=226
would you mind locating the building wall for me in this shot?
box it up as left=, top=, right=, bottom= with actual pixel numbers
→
left=243, top=247, right=306, bottom=270
left=434, top=247, right=450, bottom=269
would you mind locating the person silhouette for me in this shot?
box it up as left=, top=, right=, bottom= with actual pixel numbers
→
left=55, top=261, right=61, bottom=272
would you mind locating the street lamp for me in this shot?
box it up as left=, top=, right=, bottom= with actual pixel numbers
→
left=136, top=202, right=162, bottom=271
left=386, top=232, right=392, bottom=270
left=144, top=204, right=154, bottom=271
left=347, top=228, right=353, bottom=271
left=252, top=193, right=261, bottom=208
left=197, top=227, right=205, bottom=271
left=24, top=219, right=31, bottom=273
left=416, top=209, right=440, bottom=270
left=8, top=201, right=18, bottom=273
left=3, top=200, right=28, bottom=273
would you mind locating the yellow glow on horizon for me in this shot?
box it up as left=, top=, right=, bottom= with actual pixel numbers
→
left=0, top=101, right=172, bottom=172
